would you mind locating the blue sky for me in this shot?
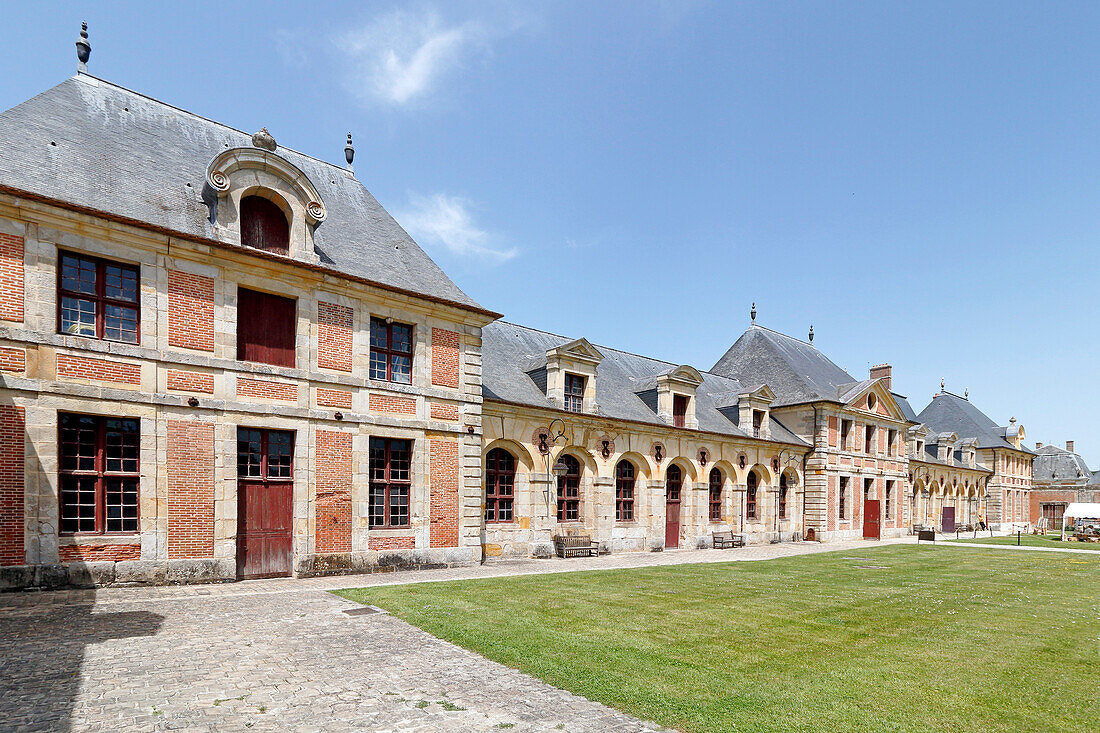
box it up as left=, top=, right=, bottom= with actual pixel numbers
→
left=2, top=2, right=1097, bottom=465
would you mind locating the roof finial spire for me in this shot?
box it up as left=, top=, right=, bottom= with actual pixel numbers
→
left=940, top=377, right=945, bottom=392
left=344, top=132, right=355, bottom=172
left=75, top=21, right=90, bottom=72
left=964, top=387, right=968, bottom=400
left=750, top=302, right=756, bottom=323
left=808, top=325, right=814, bottom=343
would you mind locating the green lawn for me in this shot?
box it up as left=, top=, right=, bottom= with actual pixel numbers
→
left=335, top=546, right=1099, bottom=733
left=947, top=533, right=1100, bottom=551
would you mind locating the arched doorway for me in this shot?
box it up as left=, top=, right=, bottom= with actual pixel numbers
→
left=665, top=464, right=682, bottom=548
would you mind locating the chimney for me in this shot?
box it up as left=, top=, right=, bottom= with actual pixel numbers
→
left=1035, top=442, right=1042, bottom=449
left=1066, top=440, right=1074, bottom=453
left=869, top=364, right=892, bottom=390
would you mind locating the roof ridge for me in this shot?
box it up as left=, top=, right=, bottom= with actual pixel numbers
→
left=75, top=72, right=350, bottom=175
left=751, top=323, right=814, bottom=346
left=492, top=320, right=741, bottom=385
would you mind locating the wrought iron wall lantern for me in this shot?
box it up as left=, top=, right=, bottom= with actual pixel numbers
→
left=601, top=439, right=612, bottom=460
left=698, top=448, right=708, bottom=466
left=738, top=454, right=746, bottom=470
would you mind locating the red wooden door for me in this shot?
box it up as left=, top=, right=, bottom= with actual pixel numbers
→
left=237, top=481, right=292, bottom=579
left=863, top=499, right=881, bottom=539
left=236, top=428, right=294, bottom=579
left=665, top=465, right=682, bottom=548
left=941, top=506, right=955, bottom=533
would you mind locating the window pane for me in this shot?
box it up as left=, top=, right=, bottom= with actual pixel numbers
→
left=60, top=414, right=98, bottom=472
left=104, top=418, right=139, bottom=473
left=498, top=498, right=513, bottom=522
left=389, top=485, right=409, bottom=526
left=368, top=484, right=386, bottom=527
left=105, top=478, right=139, bottom=532
left=369, top=352, right=388, bottom=380
left=60, top=296, right=97, bottom=337
left=104, top=304, right=139, bottom=343
left=61, top=254, right=97, bottom=295
left=391, top=324, right=411, bottom=354
left=104, top=264, right=138, bottom=302
left=267, top=432, right=293, bottom=478
left=388, top=440, right=411, bottom=481
left=60, top=475, right=97, bottom=533
left=237, top=429, right=263, bottom=478
left=369, top=438, right=387, bottom=482
left=390, top=355, right=412, bottom=384
left=370, top=319, right=388, bottom=350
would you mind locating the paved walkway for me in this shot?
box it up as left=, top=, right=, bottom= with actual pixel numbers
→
left=0, top=537, right=908, bottom=732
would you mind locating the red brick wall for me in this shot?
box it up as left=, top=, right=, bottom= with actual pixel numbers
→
left=317, top=301, right=353, bottom=372
left=315, top=430, right=352, bottom=554
left=60, top=544, right=140, bottom=562
left=167, top=420, right=215, bottom=559
left=56, top=354, right=141, bottom=385
left=430, top=402, right=459, bottom=421
left=1029, top=488, right=1076, bottom=524
left=0, top=346, right=25, bottom=373
left=0, top=405, right=24, bottom=565
left=369, top=393, right=415, bottom=415
left=237, top=378, right=296, bottom=401
left=0, top=233, right=24, bottom=323
left=431, top=328, right=460, bottom=389
left=429, top=439, right=459, bottom=547
left=828, top=417, right=837, bottom=448
left=166, top=369, right=214, bottom=394
left=167, top=270, right=215, bottom=352
left=317, top=388, right=353, bottom=409
left=369, top=536, right=414, bottom=550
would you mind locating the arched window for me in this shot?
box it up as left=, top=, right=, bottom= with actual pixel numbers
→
left=746, top=470, right=758, bottom=519
left=779, top=473, right=788, bottom=519
left=708, top=467, right=723, bottom=521
left=666, top=464, right=682, bottom=504
left=485, top=448, right=515, bottom=523
left=556, top=454, right=581, bottom=522
left=615, top=460, right=635, bottom=521
left=240, top=195, right=290, bottom=254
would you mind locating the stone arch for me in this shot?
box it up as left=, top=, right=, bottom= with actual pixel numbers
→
left=483, top=438, right=536, bottom=473
left=665, top=456, right=697, bottom=482
left=748, top=463, right=774, bottom=486
left=616, top=451, right=653, bottom=480
left=557, top=445, right=598, bottom=476
left=710, top=459, right=737, bottom=488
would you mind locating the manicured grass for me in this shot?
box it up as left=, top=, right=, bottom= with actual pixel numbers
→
left=947, top=533, right=1100, bottom=551
left=335, top=546, right=1099, bottom=733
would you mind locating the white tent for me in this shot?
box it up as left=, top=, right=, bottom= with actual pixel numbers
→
left=1061, top=503, right=1100, bottom=540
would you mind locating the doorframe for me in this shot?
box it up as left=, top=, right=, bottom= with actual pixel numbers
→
left=235, top=427, right=296, bottom=580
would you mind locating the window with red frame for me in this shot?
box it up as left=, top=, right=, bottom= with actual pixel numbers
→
left=240, top=195, right=290, bottom=255
left=369, top=437, right=411, bottom=528
left=236, top=427, right=294, bottom=480
left=58, top=251, right=139, bottom=344
left=779, top=473, right=788, bottom=519
left=369, top=317, right=413, bottom=384
left=59, top=413, right=139, bottom=535
left=485, top=447, right=515, bottom=523
left=556, top=454, right=581, bottom=521
left=746, top=470, right=758, bottom=519
left=673, top=394, right=688, bottom=427
left=564, top=373, right=585, bottom=413
left=615, top=460, right=635, bottom=521
left=708, top=467, right=723, bottom=521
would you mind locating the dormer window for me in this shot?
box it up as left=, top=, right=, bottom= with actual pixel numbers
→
left=673, top=395, right=689, bottom=428
left=240, top=195, right=290, bottom=254
left=564, top=373, right=585, bottom=413
left=752, top=410, right=765, bottom=438
left=916, top=440, right=924, bottom=456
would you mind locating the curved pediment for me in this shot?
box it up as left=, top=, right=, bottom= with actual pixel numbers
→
left=206, top=146, right=327, bottom=225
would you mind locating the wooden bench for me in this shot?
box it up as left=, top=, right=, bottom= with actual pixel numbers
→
left=712, top=531, right=745, bottom=549
left=553, top=534, right=599, bottom=558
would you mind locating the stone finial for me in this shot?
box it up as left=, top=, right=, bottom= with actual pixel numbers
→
left=251, top=127, right=277, bottom=151
left=940, top=377, right=945, bottom=391
left=750, top=302, right=756, bottom=322
left=344, top=133, right=355, bottom=168
left=808, top=325, right=814, bottom=343
left=964, top=387, right=968, bottom=399
left=76, top=21, right=91, bottom=72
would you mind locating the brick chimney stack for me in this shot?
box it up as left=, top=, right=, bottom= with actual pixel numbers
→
left=869, top=364, right=892, bottom=391
left=1066, top=440, right=1074, bottom=453
left=1036, top=442, right=1043, bottom=448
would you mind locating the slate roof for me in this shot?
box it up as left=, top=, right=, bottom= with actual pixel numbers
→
left=915, top=392, right=1033, bottom=453
left=711, top=325, right=862, bottom=407
left=911, top=438, right=992, bottom=472
left=0, top=73, right=488, bottom=313
left=1032, top=444, right=1092, bottom=483
left=482, top=321, right=808, bottom=446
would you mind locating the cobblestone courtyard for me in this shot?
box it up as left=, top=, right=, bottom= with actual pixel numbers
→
left=2, top=538, right=924, bottom=732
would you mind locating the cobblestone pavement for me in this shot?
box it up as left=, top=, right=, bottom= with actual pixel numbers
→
left=0, top=539, right=906, bottom=732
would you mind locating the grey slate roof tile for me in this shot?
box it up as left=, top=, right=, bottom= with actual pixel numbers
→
left=482, top=321, right=808, bottom=446
left=0, top=74, right=485, bottom=312
left=915, top=391, right=1033, bottom=453
left=1033, top=444, right=1092, bottom=482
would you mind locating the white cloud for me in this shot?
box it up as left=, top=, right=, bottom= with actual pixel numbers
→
left=335, top=8, right=487, bottom=106
left=398, top=193, right=516, bottom=261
